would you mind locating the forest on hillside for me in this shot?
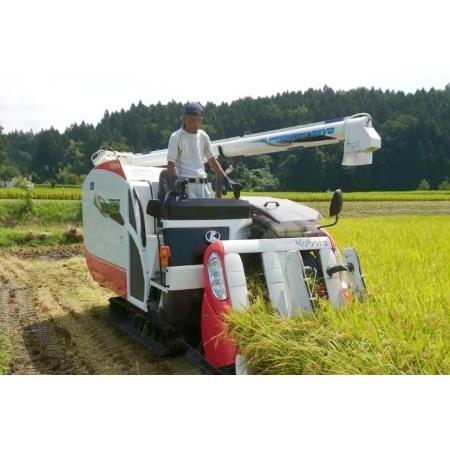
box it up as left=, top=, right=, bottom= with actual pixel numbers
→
left=1, top=85, right=449, bottom=191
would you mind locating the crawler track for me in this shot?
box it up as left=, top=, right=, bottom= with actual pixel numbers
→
left=0, top=246, right=199, bottom=374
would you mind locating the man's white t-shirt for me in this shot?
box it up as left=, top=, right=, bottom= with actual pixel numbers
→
left=167, top=127, right=214, bottom=178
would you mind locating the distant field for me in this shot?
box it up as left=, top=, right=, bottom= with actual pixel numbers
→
left=0, top=200, right=82, bottom=247
left=0, top=199, right=81, bottom=226
left=1, top=199, right=448, bottom=227
left=243, top=190, right=450, bottom=202
left=306, top=200, right=450, bottom=218
left=228, top=215, right=450, bottom=374
left=0, top=187, right=81, bottom=200
left=1, top=187, right=449, bottom=201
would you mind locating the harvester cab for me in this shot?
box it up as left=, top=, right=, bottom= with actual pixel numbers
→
left=82, top=113, right=380, bottom=374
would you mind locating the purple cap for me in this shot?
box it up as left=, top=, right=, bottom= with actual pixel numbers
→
left=184, top=102, right=204, bottom=116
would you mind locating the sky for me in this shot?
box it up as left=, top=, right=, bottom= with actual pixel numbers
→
left=1, top=0, right=449, bottom=133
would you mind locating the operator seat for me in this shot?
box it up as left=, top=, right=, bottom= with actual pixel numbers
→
left=158, top=169, right=172, bottom=203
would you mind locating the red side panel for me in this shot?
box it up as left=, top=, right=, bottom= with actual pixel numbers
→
left=96, top=159, right=126, bottom=179
left=322, top=230, right=351, bottom=301
left=201, top=241, right=237, bottom=369
left=85, top=249, right=127, bottom=298
left=322, top=230, right=335, bottom=252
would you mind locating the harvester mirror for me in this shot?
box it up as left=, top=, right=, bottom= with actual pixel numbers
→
left=329, top=189, right=343, bottom=217
left=147, top=199, right=162, bottom=219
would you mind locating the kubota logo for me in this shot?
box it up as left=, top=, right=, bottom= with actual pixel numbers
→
left=205, top=230, right=221, bottom=243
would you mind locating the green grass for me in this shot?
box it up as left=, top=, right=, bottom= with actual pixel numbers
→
left=0, top=332, right=8, bottom=375
left=1, top=187, right=449, bottom=201
left=0, top=199, right=82, bottom=247
left=0, top=199, right=82, bottom=226
left=227, top=215, right=450, bottom=374
left=0, top=225, right=83, bottom=247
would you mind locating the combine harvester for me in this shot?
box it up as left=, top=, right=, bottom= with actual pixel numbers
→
left=82, top=113, right=381, bottom=373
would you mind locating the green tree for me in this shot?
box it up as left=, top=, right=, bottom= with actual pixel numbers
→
left=31, top=128, right=62, bottom=181
left=417, top=179, right=430, bottom=190
left=0, top=165, right=19, bottom=185
left=437, top=177, right=450, bottom=190
left=14, top=176, right=35, bottom=213
left=56, top=167, right=84, bottom=185
left=63, top=140, right=86, bottom=174
left=0, top=125, right=8, bottom=167
left=3, top=86, right=450, bottom=191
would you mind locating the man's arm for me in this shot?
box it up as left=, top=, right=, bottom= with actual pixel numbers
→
left=207, top=156, right=227, bottom=178
left=203, top=132, right=241, bottom=192
left=208, top=156, right=242, bottom=194
left=167, top=161, right=177, bottom=177
left=202, top=132, right=226, bottom=177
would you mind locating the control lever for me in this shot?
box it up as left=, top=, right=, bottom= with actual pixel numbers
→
left=326, top=263, right=354, bottom=278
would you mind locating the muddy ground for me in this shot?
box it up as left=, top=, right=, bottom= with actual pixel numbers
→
left=0, top=245, right=199, bottom=375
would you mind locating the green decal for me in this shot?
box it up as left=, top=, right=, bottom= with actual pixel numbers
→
left=93, top=194, right=125, bottom=225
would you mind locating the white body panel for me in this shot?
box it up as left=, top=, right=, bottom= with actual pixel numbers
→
left=319, top=248, right=346, bottom=308
left=262, top=252, right=291, bottom=316
left=82, top=169, right=128, bottom=270
left=343, top=247, right=367, bottom=301
left=165, top=265, right=203, bottom=290
left=285, top=250, right=314, bottom=313
left=83, top=166, right=165, bottom=313
left=262, top=250, right=314, bottom=316
left=243, top=196, right=321, bottom=222
left=223, top=253, right=250, bottom=312
left=235, top=354, right=248, bottom=375
left=222, top=236, right=331, bottom=254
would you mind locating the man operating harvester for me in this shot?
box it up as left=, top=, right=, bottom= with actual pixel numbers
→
left=164, top=102, right=240, bottom=199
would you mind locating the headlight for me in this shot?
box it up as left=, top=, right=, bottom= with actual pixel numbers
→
left=207, top=252, right=228, bottom=300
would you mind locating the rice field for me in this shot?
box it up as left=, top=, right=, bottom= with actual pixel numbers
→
left=227, top=215, right=450, bottom=374
left=0, top=186, right=81, bottom=200
left=1, top=186, right=449, bottom=202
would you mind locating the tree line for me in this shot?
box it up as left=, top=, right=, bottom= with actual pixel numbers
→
left=1, top=85, right=449, bottom=191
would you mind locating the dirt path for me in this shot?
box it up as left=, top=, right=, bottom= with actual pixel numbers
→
left=304, top=200, right=450, bottom=217
left=0, top=246, right=199, bottom=374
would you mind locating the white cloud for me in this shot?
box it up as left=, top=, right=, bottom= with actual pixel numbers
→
left=1, top=0, right=449, bottom=132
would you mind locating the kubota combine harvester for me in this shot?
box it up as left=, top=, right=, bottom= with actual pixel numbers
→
left=82, top=113, right=381, bottom=374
